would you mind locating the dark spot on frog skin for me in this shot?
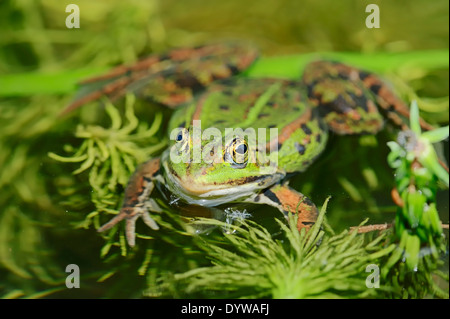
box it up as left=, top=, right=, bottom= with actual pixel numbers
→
left=358, top=71, right=370, bottom=80
left=305, top=78, right=319, bottom=91
left=387, top=104, right=396, bottom=112
left=175, top=71, right=204, bottom=91
left=219, top=104, right=229, bottom=110
left=336, top=72, right=349, bottom=80
left=315, top=134, right=321, bottom=143
left=295, top=142, right=306, bottom=155
left=178, top=121, right=186, bottom=128
left=369, top=84, right=382, bottom=95
left=276, top=142, right=282, bottom=151
left=268, top=124, right=277, bottom=129
left=348, top=92, right=369, bottom=112
left=301, top=123, right=312, bottom=135
left=300, top=221, right=315, bottom=226
left=254, top=195, right=260, bottom=202
left=215, top=120, right=226, bottom=124
left=226, top=63, right=240, bottom=75
left=264, top=189, right=282, bottom=206
left=301, top=195, right=314, bottom=207
left=302, top=160, right=311, bottom=167
left=151, top=169, right=161, bottom=178
left=258, top=113, right=270, bottom=119
left=320, top=95, right=352, bottom=115
left=222, top=89, right=233, bottom=96
left=334, top=95, right=355, bottom=113
left=267, top=101, right=275, bottom=107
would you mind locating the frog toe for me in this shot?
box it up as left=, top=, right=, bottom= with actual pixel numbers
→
left=98, top=205, right=160, bottom=247
left=97, top=211, right=128, bottom=233
left=141, top=209, right=160, bottom=231
left=125, top=215, right=139, bottom=247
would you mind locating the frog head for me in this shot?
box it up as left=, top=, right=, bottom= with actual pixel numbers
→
left=162, top=127, right=284, bottom=206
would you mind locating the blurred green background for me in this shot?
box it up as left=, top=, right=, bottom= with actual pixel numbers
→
left=0, top=0, right=448, bottom=298
left=2, top=0, right=449, bottom=70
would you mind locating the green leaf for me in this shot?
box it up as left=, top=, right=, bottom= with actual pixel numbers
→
left=405, top=233, right=420, bottom=270
left=1, top=50, right=448, bottom=96
left=0, top=67, right=108, bottom=96
left=421, top=126, right=449, bottom=143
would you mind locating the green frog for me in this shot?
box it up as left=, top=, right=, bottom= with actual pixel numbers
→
left=66, top=43, right=433, bottom=246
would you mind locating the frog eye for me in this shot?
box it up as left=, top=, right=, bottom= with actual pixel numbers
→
left=231, top=138, right=249, bottom=165
left=174, top=128, right=188, bottom=143
left=171, top=127, right=190, bottom=156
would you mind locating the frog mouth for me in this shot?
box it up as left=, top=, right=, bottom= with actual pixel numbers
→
left=162, top=161, right=283, bottom=206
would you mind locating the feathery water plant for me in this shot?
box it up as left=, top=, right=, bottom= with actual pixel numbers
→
left=49, top=95, right=166, bottom=254
left=161, top=199, right=395, bottom=299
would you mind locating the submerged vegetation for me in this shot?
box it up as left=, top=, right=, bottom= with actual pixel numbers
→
left=0, top=0, right=448, bottom=298
left=45, top=97, right=449, bottom=299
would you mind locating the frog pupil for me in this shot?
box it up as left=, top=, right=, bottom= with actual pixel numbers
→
left=236, top=144, right=247, bottom=154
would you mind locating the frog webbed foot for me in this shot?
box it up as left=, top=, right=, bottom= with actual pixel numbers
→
left=98, top=200, right=161, bottom=247
left=97, top=158, right=163, bottom=247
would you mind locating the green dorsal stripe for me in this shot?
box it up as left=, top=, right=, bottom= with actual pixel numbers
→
left=236, top=82, right=282, bottom=128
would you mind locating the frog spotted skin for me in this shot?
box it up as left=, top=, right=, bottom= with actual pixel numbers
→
left=69, top=43, right=433, bottom=246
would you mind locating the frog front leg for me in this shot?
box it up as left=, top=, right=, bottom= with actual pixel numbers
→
left=247, top=184, right=318, bottom=231
left=97, top=158, right=163, bottom=246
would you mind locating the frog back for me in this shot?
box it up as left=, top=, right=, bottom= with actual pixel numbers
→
left=169, top=78, right=305, bottom=131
